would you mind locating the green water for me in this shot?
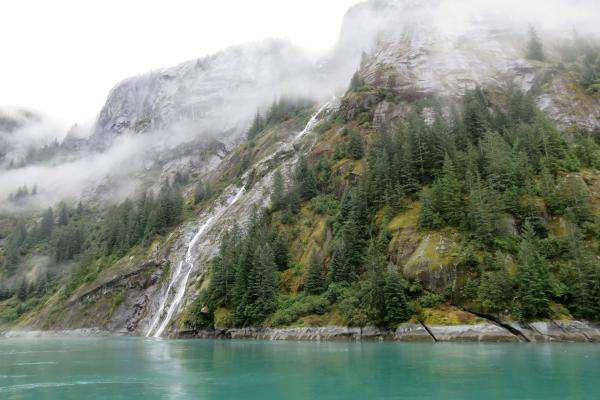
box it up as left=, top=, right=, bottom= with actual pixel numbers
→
left=1, top=338, right=599, bottom=399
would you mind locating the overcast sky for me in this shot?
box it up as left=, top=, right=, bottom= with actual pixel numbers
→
left=0, top=0, right=361, bottom=124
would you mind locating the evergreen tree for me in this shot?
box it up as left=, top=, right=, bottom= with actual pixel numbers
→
left=247, top=110, right=265, bottom=140
left=384, top=267, right=411, bottom=326
left=246, top=244, right=278, bottom=323
left=57, top=202, right=69, bottom=226
left=271, top=233, right=289, bottom=271
left=347, top=129, right=364, bottom=160
left=305, top=249, right=325, bottom=294
left=349, top=71, right=365, bottom=91
left=526, top=26, right=545, bottom=61
left=295, top=157, right=317, bottom=201
left=39, top=207, right=54, bottom=239
left=514, top=222, right=551, bottom=320
left=478, top=253, right=515, bottom=312
left=328, top=239, right=351, bottom=284
left=437, top=154, right=464, bottom=226
left=207, top=230, right=238, bottom=310
left=270, top=168, right=285, bottom=211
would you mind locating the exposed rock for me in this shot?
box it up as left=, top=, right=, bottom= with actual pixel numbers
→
left=1, top=328, right=118, bottom=338
left=183, top=323, right=517, bottom=342
left=426, top=323, right=519, bottom=342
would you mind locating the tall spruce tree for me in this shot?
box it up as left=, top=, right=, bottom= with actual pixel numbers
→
left=514, top=222, right=551, bottom=320
left=305, top=249, right=325, bottom=294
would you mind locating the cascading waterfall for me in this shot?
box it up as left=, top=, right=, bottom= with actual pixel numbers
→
left=295, top=100, right=333, bottom=140
left=146, top=187, right=245, bottom=337
left=145, top=102, right=331, bottom=338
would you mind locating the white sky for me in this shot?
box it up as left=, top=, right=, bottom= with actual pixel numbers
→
left=0, top=0, right=361, bottom=124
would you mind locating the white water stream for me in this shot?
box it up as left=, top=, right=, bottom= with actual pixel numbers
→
left=146, top=187, right=245, bottom=337
left=145, top=101, right=333, bottom=337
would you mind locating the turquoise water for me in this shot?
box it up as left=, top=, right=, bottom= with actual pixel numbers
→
left=1, top=338, right=599, bottom=399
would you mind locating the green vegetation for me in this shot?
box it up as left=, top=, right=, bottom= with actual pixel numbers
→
left=0, top=179, right=185, bottom=324
left=190, top=84, right=600, bottom=330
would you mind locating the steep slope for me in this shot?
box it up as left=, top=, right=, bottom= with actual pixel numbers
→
left=2, top=0, right=600, bottom=340
left=90, top=39, right=324, bottom=149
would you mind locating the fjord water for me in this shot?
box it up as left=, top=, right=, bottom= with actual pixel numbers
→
left=1, top=338, right=599, bottom=400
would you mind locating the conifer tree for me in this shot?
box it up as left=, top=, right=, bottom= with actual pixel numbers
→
left=57, top=202, right=69, bottom=226
left=526, top=27, right=545, bottom=61
left=246, top=244, right=278, bottom=323
left=40, top=207, right=54, bottom=239
left=384, top=267, right=411, bottom=326
left=347, top=129, right=364, bottom=160
left=438, top=154, right=463, bottom=226
left=270, top=168, right=285, bottom=211
left=305, top=249, right=325, bottom=294
left=514, top=222, right=551, bottom=320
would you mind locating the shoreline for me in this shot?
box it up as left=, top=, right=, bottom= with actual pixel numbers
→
left=3, top=320, right=600, bottom=342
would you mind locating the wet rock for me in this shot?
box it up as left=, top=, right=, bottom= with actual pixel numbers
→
left=426, top=323, right=519, bottom=342
left=394, top=324, right=434, bottom=342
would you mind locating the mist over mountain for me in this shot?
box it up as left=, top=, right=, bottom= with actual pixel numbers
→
left=1, top=0, right=600, bottom=342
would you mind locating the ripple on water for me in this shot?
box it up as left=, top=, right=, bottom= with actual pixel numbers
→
left=15, top=362, right=57, bottom=366
left=0, top=380, right=140, bottom=393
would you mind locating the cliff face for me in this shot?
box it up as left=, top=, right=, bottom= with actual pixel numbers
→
left=90, top=40, right=322, bottom=150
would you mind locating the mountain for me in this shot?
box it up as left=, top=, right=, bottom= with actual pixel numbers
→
left=90, top=39, right=327, bottom=149
left=2, top=0, right=600, bottom=342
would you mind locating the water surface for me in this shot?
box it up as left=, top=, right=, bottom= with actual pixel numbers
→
left=1, top=337, right=598, bottom=399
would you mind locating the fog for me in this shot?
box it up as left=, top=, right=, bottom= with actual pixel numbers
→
left=1, top=0, right=599, bottom=214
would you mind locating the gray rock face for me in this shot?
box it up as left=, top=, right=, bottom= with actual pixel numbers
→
left=179, top=320, right=600, bottom=343
left=90, top=40, right=324, bottom=150
left=427, top=324, right=519, bottom=342
left=509, top=321, right=600, bottom=342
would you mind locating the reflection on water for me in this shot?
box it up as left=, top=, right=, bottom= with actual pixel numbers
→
left=0, top=337, right=599, bottom=399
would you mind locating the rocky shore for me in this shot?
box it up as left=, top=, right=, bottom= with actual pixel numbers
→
left=179, top=320, right=600, bottom=343
left=3, top=320, right=599, bottom=342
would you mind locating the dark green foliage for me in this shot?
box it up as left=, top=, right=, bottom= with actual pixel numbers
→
left=294, top=157, right=318, bottom=201
left=347, top=129, right=364, bottom=160
left=271, top=294, right=330, bottom=326
left=513, top=222, right=551, bottom=320
left=477, top=253, right=515, bottom=312
left=384, top=267, right=411, bottom=326
left=270, top=168, right=285, bottom=211
left=244, top=244, right=278, bottom=323
left=271, top=233, right=289, bottom=271
left=305, top=249, right=325, bottom=294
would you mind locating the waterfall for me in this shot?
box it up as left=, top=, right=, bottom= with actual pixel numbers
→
left=294, top=100, right=333, bottom=140
left=145, top=100, right=335, bottom=338
left=146, top=186, right=245, bottom=337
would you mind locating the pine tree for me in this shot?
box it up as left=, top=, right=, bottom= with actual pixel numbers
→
left=347, top=129, right=364, bottom=160
left=328, top=239, right=351, bottom=284
left=438, top=154, right=463, bottom=226
left=295, top=157, right=317, bottom=201
left=247, top=110, right=265, bottom=140
left=271, top=233, right=289, bottom=271
left=207, top=229, right=238, bottom=310
left=39, top=207, right=54, bottom=239
left=57, top=202, right=68, bottom=226
left=384, top=267, right=411, bottom=326
left=514, top=222, right=551, bottom=320
left=526, top=26, right=545, bottom=61
left=478, top=253, right=515, bottom=312
left=270, top=168, right=285, bottom=211
left=246, top=244, right=278, bottom=323
left=349, top=71, right=365, bottom=91
left=305, top=249, right=325, bottom=294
